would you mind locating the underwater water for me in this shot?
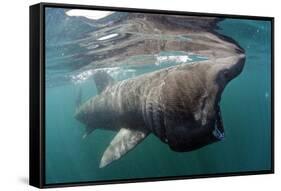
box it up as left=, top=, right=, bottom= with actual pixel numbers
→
left=45, top=8, right=272, bottom=184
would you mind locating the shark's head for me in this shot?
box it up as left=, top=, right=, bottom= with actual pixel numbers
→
left=160, top=52, right=246, bottom=152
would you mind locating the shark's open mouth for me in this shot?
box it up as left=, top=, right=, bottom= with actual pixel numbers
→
left=212, top=105, right=225, bottom=140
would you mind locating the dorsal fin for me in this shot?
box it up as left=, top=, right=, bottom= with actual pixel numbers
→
left=99, top=128, right=148, bottom=168
left=93, top=71, right=114, bottom=93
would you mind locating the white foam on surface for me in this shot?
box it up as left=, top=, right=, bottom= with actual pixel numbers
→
left=66, top=9, right=114, bottom=20
left=71, top=67, right=136, bottom=84
left=155, top=55, right=193, bottom=66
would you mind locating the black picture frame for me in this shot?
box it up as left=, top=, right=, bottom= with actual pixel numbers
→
left=29, top=2, right=274, bottom=189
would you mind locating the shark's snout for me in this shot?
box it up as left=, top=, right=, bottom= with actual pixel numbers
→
left=229, top=54, right=246, bottom=80
left=223, top=54, right=246, bottom=83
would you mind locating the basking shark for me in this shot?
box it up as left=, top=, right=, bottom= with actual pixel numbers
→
left=75, top=52, right=245, bottom=168
left=70, top=13, right=246, bottom=168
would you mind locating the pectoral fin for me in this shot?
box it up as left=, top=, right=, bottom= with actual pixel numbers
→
left=99, top=128, right=148, bottom=168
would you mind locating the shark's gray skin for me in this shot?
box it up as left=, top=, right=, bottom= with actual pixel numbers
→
left=75, top=51, right=245, bottom=168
